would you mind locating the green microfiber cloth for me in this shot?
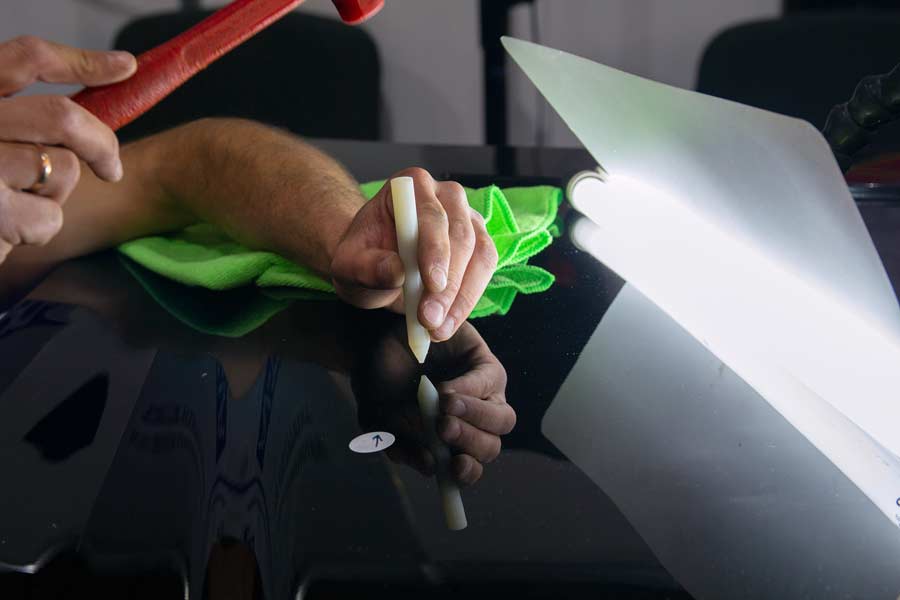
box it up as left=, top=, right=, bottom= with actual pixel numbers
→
left=119, top=182, right=561, bottom=336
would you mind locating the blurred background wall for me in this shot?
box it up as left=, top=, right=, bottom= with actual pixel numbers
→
left=0, top=0, right=784, bottom=146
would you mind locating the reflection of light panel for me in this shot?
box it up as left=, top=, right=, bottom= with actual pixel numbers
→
left=571, top=174, right=900, bottom=524
left=542, top=282, right=900, bottom=595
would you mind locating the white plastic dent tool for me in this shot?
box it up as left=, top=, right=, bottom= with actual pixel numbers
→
left=391, top=176, right=431, bottom=364
left=502, top=37, right=900, bottom=526
left=419, top=375, right=467, bottom=530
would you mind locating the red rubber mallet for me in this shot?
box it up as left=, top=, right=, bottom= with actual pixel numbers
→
left=71, top=0, right=384, bottom=131
left=332, top=0, right=385, bottom=25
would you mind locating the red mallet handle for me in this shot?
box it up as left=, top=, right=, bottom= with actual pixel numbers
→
left=71, top=0, right=306, bottom=131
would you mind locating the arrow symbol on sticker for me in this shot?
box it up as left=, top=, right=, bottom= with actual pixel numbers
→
left=349, top=431, right=394, bottom=454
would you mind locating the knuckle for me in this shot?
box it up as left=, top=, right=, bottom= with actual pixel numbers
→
left=397, top=166, right=430, bottom=182
left=421, top=198, right=448, bottom=224
left=56, top=148, right=81, bottom=177
left=0, top=37, right=46, bottom=91
left=449, top=215, right=475, bottom=248
left=443, top=180, right=466, bottom=198
left=448, top=416, right=467, bottom=442
left=36, top=205, right=64, bottom=245
left=54, top=150, right=81, bottom=198
left=500, top=406, right=517, bottom=434
left=454, top=457, right=471, bottom=482
left=445, top=301, right=476, bottom=330
left=474, top=232, right=499, bottom=269
left=76, top=49, right=95, bottom=77
left=45, top=96, right=82, bottom=138
left=453, top=287, right=479, bottom=314
left=436, top=272, right=462, bottom=302
left=1, top=71, right=30, bottom=94
left=440, top=181, right=468, bottom=209
left=483, top=438, right=502, bottom=463
left=10, top=36, right=47, bottom=67
left=0, top=192, right=14, bottom=243
left=489, top=361, right=508, bottom=389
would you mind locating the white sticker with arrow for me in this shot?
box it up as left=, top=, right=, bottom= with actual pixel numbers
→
left=349, top=431, right=395, bottom=454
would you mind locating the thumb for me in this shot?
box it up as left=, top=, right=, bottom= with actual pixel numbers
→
left=334, top=246, right=404, bottom=291
left=332, top=246, right=405, bottom=310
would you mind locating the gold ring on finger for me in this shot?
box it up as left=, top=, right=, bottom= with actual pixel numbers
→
left=26, top=145, right=52, bottom=193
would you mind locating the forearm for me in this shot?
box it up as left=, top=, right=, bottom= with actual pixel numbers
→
left=0, top=118, right=364, bottom=302
left=155, top=118, right=364, bottom=275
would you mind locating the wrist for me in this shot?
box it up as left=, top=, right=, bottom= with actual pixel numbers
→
left=284, top=178, right=362, bottom=278
left=322, top=201, right=358, bottom=275
left=140, top=124, right=203, bottom=229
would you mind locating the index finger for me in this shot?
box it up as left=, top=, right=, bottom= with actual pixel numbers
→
left=0, top=36, right=136, bottom=96
left=436, top=350, right=508, bottom=401
left=440, top=393, right=516, bottom=436
left=435, top=323, right=507, bottom=399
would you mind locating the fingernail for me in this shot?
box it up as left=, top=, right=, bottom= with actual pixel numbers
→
left=435, top=317, right=456, bottom=340
left=430, top=266, right=447, bottom=291
left=110, top=51, right=136, bottom=68
left=439, top=417, right=460, bottom=442
left=445, top=397, right=466, bottom=417
left=113, top=158, right=124, bottom=181
left=422, top=300, right=444, bottom=327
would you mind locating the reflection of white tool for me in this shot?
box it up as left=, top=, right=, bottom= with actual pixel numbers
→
left=542, top=283, right=900, bottom=599
left=391, top=177, right=431, bottom=363
left=418, top=375, right=467, bottom=530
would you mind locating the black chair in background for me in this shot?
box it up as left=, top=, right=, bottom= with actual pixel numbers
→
left=113, top=10, right=382, bottom=144
left=784, top=0, right=900, bottom=12
left=696, top=14, right=900, bottom=129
